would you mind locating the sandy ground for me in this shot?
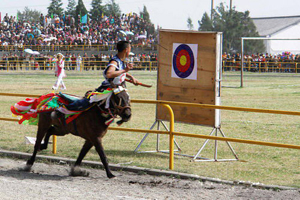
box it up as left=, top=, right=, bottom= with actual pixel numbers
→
left=0, top=158, right=299, bottom=200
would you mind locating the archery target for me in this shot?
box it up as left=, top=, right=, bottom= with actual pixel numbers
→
left=172, top=43, right=198, bottom=80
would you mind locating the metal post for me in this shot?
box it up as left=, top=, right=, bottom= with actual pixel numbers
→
left=156, top=121, right=160, bottom=151
left=160, top=121, right=182, bottom=151
left=211, top=0, right=214, bottom=20
left=214, top=128, right=218, bottom=160
left=241, top=38, right=244, bottom=87
left=52, top=135, right=57, bottom=154
left=161, top=104, right=174, bottom=170
left=248, top=61, right=251, bottom=71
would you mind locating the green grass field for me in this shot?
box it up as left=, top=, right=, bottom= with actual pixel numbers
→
left=0, top=70, right=299, bottom=187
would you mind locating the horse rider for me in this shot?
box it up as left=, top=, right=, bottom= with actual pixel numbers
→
left=62, top=40, right=139, bottom=111
left=97, top=40, right=138, bottom=91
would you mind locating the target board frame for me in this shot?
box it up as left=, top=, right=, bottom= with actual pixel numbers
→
left=156, top=29, right=222, bottom=127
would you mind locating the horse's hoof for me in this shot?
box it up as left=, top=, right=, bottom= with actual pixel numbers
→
left=69, top=167, right=89, bottom=177
left=108, top=174, right=116, bottom=179
left=20, top=165, right=32, bottom=172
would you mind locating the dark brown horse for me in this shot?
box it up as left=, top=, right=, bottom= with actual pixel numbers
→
left=24, top=88, right=131, bottom=178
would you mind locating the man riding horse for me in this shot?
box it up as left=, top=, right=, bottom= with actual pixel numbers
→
left=18, top=41, right=139, bottom=178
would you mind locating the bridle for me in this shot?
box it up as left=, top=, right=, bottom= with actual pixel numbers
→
left=96, top=86, right=131, bottom=118
left=110, top=88, right=131, bottom=116
left=112, top=95, right=131, bottom=116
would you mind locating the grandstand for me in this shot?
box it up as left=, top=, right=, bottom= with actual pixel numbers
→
left=0, top=11, right=159, bottom=70
left=0, top=12, right=158, bottom=56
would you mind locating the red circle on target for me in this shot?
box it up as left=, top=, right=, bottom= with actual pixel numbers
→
left=176, top=50, right=191, bottom=73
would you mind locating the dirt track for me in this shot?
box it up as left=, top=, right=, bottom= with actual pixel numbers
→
left=0, top=158, right=299, bottom=200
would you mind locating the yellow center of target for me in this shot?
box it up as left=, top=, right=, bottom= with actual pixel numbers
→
left=180, top=55, right=187, bottom=66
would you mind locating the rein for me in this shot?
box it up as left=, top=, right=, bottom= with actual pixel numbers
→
left=114, top=97, right=131, bottom=115
left=96, top=89, right=130, bottom=125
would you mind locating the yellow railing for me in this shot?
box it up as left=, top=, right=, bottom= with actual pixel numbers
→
left=1, top=59, right=300, bottom=73
left=222, top=60, right=300, bottom=72
left=0, top=60, right=158, bottom=71
left=0, top=92, right=300, bottom=170
left=0, top=44, right=158, bottom=52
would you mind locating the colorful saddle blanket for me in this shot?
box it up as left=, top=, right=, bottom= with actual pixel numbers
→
left=11, top=90, right=113, bottom=125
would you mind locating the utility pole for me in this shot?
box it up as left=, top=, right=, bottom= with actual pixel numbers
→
left=211, top=0, right=214, bottom=20
left=230, top=0, right=233, bottom=11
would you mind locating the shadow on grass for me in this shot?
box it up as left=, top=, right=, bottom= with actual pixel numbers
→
left=105, top=149, right=172, bottom=159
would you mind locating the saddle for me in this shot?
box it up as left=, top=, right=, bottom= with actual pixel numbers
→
left=57, top=92, right=81, bottom=103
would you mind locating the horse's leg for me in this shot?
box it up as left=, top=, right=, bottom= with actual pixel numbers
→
left=23, top=113, right=52, bottom=171
left=39, top=126, right=55, bottom=150
left=93, top=138, right=115, bottom=179
left=40, top=111, right=70, bottom=150
left=70, top=140, right=93, bottom=177
left=24, top=125, right=50, bottom=171
left=40, top=126, right=67, bottom=150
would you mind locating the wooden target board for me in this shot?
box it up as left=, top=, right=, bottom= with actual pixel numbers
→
left=156, top=29, right=222, bottom=127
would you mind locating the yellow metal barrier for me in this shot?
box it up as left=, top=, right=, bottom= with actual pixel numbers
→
left=107, top=127, right=300, bottom=150
left=131, top=99, right=300, bottom=116
left=1, top=92, right=300, bottom=170
left=53, top=135, right=57, bottom=154
left=0, top=92, right=40, bottom=98
left=0, top=44, right=158, bottom=52
left=222, top=60, right=299, bottom=72
left=0, top=117, right=18, bottom=122
left=3, top=93, right=300, bottom=116
left=0, top=60, right=158, bottom=71
left=161, top=104, right=175, bottom=170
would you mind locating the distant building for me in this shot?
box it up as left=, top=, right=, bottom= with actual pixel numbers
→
left=252, top=15, right=300, bottom=54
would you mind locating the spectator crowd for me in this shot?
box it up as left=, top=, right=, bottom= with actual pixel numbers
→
left=0, top=52, right=158, bottom=71
left=222, top=52, right=300, bottom=72
left=0, top=12, right=157, bottom=49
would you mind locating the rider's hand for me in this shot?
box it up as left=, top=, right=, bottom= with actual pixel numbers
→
left=125, top=63, right=134, bottom=72
left=131, top=77, right=139, bottom=86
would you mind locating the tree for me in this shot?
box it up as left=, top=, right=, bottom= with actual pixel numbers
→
left=140, top=5, right=150, bottom=22
left=89, top=0, right=104, bottom=21
left=47, top=0, right=64, bottom=16
left=198, top=3, right=265, bottom=54
left=65, top=0, right=76, bottom=17
left=187, top=17, right=194, bottom=30
left=17, top=7, right=42, bottom=22
left=104, top=0, right=121, bottom=17
left=75, top=0, right=88, bottom=25
left=198, top=12, right=213, bottom=31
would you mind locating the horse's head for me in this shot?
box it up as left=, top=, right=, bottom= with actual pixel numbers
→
left=110, top=86, right=131, bottom=124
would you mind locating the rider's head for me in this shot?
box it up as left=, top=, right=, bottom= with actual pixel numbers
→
left=117, top=41, right=131, bottom=57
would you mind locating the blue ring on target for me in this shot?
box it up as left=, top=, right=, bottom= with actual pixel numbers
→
left=172, top=44, right=195, bottom=78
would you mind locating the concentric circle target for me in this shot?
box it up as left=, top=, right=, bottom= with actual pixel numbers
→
left=172, top=44, right=195, bottom=78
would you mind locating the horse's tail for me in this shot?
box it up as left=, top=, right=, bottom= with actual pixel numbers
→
left=11, top=93, right=58, bottom=124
